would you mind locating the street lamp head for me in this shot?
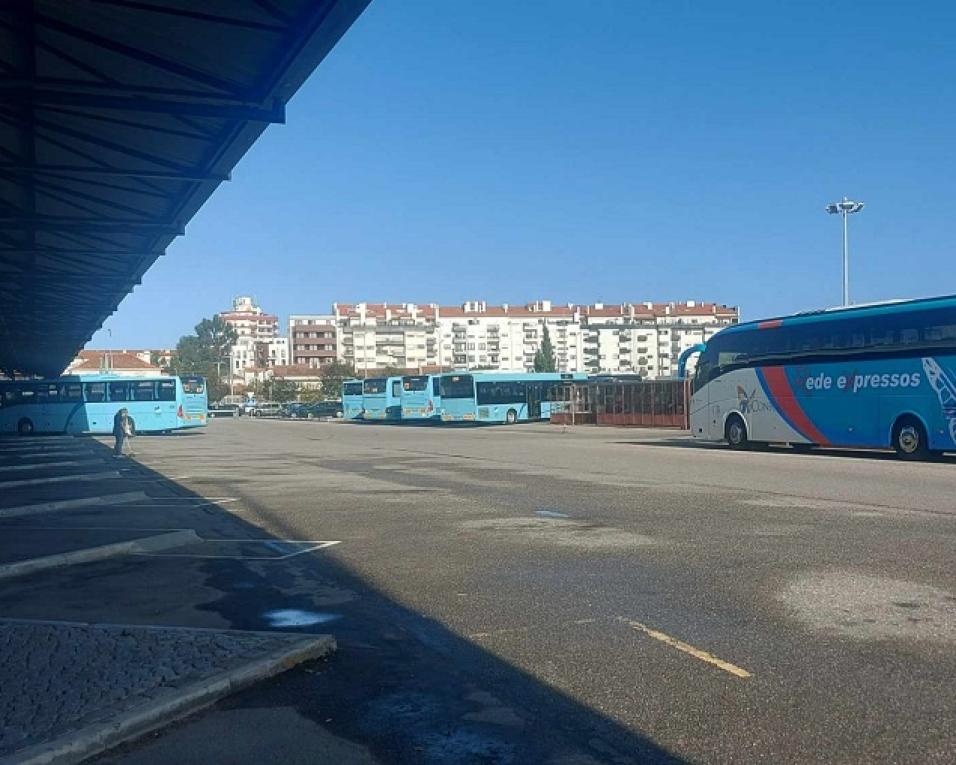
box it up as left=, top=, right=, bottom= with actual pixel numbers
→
left=826, top=197, right=864, bottom=215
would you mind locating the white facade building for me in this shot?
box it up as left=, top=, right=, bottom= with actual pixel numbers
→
left=218, top=296, right=284, bottom=378
left=287, top=300, right=738, bottom=378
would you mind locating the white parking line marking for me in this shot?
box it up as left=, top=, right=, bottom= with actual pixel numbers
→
left=135, top=539, right=340, bottom=560
left=0, top=459, right=107, bottom=473
left=123, top=474, right=192, bottom=483
left=0, top=491, right=148, bottom=519
left=0, top=448, right=96, bottom=457
left=128, top=497, right=239, bottom=508
left=0, top=471, right=121, bottom=488
left=620, top=618, right=752, bottom=679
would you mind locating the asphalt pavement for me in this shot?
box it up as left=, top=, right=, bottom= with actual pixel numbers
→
left=3, top=419, right=954, bottom=764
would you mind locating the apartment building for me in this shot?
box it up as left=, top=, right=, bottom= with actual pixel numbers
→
left=287, top=313, right=339, bottom=368
left=581, top=300, right=737, bottom=378
left=218, top=296, right=287, bottom=375
left=288, top=300, right=738, bottom=378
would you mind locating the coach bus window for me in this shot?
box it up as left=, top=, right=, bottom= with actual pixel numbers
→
left=925, top=323, right=956, bottom=344
left=157, top=380, right=176, bottom=401
left=83, top=383, right=106, bottom=403
left=476, top=381, right=527, bottom=405
left=391, top=380, right=403, bottom=398
left=108, top=382, right=130, bottom=402
left=132, top=381, right=155, bottom=401
left=363, top=379, right=386, bottom=394
left=343, top=382, right=363, bottom=396
left=60, top=383, right=82, bottom=402
left=35, top=383, right=60, bottom=403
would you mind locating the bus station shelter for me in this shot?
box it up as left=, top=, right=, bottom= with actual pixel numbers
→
left=0, top=0, right=368, bottom=378
left=551, top=378, right=691, bottom=429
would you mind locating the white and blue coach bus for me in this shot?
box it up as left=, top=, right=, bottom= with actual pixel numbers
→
left=0, top=374, right=208, bottom=435
left=688, top=295, right=956, bottom=459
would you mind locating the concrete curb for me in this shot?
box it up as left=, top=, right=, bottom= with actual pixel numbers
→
left=0, top=490, right=148, bottom=519
left=0, top=529, right=200, bottom=581
left=2, top=632, right=336, bottom=765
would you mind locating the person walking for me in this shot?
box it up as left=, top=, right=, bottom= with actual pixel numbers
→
left=113, top=408, right=133, bottom=457
left=124, top=410, right=136, bottom=457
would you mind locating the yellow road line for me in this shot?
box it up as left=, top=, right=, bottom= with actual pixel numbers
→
left=621, top=618, right=752, bottom=679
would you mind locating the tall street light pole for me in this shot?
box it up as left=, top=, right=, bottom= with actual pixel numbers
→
left=826, top=197, right=865, bottom=306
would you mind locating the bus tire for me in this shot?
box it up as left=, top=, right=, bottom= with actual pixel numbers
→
left=892, top=416, right=929, bottom=460
left=17, top=418, right=34, bottom=436
left=505, top=409, right=518, bottom=425
left=725, top=414, right=749, bottom=450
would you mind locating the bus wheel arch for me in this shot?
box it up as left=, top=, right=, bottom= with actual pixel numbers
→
left=724, top=413, right=749, bottom=450
left=505, top=408, right=518, bottom=425
left=891, top=414, right=930, bottom=460
left=17, top=417, right=34, bottom=436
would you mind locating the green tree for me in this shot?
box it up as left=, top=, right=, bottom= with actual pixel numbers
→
left=170, top=315, right=237, bottom=401
left=533, top=325, right=557, bottom=372
left=149, top=351, right=171, bottom=374
left=269, top=377, right=299, bottom=402
left=318, top=361, right=356, bottom=400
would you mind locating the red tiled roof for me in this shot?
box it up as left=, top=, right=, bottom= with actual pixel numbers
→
left=71, top=351, right=159, bottom=371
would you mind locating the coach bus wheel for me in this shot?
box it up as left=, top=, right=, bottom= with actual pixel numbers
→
left=505, top=409, right=518, bottom=425
left=892, top=416, right=929, bottom=460
left=17, top=418, right=34, bottom=436
left=725, top=415, right=749, bottom=450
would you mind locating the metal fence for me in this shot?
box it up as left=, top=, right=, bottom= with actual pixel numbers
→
left=550, top=379, right=690, bottom=429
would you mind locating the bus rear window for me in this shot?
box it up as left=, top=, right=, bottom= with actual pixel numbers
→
left=440, top=375, right=474, bottom=399
left=343, top=382, right=363, bottom=396
left=402, top=376, right=429, bottom=392
left=157, top=380, right=176, bottom=401
left=182, top=377, right=205, bottom=395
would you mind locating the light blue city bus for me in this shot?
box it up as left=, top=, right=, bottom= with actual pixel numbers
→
left=0, top=374, right=208, bottom=435
left=439, top=372, right=586, bottom=424
left=688, top=294, right=956, bottom=459
left=362, top=376, right=403, bottom=421
left=400, top=375, right=442, bottom=421
left=342, top=379, right=364, bottom=420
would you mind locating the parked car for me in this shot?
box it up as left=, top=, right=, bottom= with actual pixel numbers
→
left=306, top=400, right=344, bottom=419
left=281, top=402, right=309, bottom=418
left=208, top=402, right=240, bottom=418
left=250, top=401, right=283, bottom=417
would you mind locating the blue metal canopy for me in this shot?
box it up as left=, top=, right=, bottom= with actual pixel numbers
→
left=0, top=0, right=369, bottom=376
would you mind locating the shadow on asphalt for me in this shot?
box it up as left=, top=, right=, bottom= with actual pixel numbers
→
left=617, top=438, right=956, bottom=464
left=56, top=435, right=688, bottom=765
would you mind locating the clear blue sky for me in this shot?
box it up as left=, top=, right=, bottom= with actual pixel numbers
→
left=92, top=0, right=956, bottom=348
